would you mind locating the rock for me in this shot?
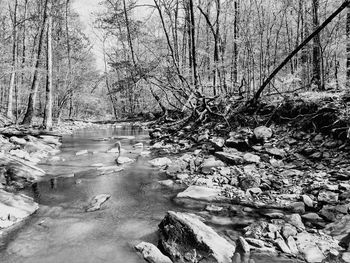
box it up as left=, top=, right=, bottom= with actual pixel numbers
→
left=253, top=126, right=272, bottom=141
left=201, top=157, right=225, bottom=174
left=318, top=190, right=338, bottom=204
left=176, top=186, right=223, bottom=202
left=210, top=137, right=225, bottom=149
left=39, top=135, right=61, bottom=146
left=149, top=157, right=172, bottom=167
left=343, top=252, right=350, bottom=263
left=243, top=153, right=260, bottom=164
left=302, top=213, right=323, bottom=222
left=238, top=236, right=250, bottom=253
left=176, top=174, right=189, bottom=181
left=287, top=236, right=299, bottom=254
left=225, top=137, right=250, bottom=151
left=290, top=202, right=305, bottom=214
left=97, top=166, right=124, bottom=173
left=159, top=211, right=236, bottom=263
left=215, top=152, right=244, bottom=165
left=85, top=194, right=111, bottom=212
left=206, top=204, right=224, bottom=212
left=302, top=195, right=314, bottom=208
left=135, top=242, right=172, bottom=263
left=140, top=150, right=151, bottom=156
left=10, top=136, right=27, bottom=145
left=245, top=238, right=265, bottom=248
left=116, top=156, right=134, bottom=165
left=133, top=142, right=144, bottom=149
left=286, top=214, right=305, bottom=230
left=276, top=238, right=291, bottom=254
left=239, top=175, right=260, bottom=191
left=295, top=233, right=325, bottom=263
left=265, top=147, right=286, bottom=158
left=158, top=180, right=175, bottom=187
left=107, top=147, right=120, bottom=153
left=0, top=190, right=38, bottom=229
left=76, top=149, right=88, bottom=156
left=282, top=224, right=297, bottom=239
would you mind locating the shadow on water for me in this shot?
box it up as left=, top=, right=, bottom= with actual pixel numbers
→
left=0, top=125, right=299, bottom=263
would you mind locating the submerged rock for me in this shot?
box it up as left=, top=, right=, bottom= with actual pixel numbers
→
left=159, top=211, right=236, bottom=263
left=0, top=190, right=38, bottom=229
left=85, top=194, right=111, bottom=212
left=149, top=157, right=172, bottom=167
left=135, top=242, right=172, bottom=263
left=76, top=149, right=88, bottom=156
left=116, top=156, right=134, bottom=165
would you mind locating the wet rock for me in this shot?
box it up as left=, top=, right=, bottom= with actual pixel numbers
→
left=201, top=157, right=225, bottom=174
left=176, top=174, right=189, bottom=181
left=149, top=157, right=172, bottom=167
left=116, top=156, right=134, bottom=165
left=206, top=204, right=224, bottom=213
left=238, top=236, right=250, bottom=253
left=0, top=190, right=38, bottom=229
left=76, top=149, right=88, bottom=156
left=343, top=252, right=350, bottom=263
left=135, top=242, right=172, bottom=263
left=318, top=190, right=338, bottom=204
left=243, top=153, right=260, bottom=164
left=39, top=135, right=61, bottom=146
left=215, top=152, right=244, bottom=165
left=140, top=151, right=151, bottom=156
left=176, top=186, right=224, bottom=202
left=133, top=142, right=144, bottom=149
left=158, top=211, right=236, bottom=263
left=253, top=126, right=272, bottom=141
left=85, top=194, right=111, bottom=212
left=158, top=180, right=175, bottom=188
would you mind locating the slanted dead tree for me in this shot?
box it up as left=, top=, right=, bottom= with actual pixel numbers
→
left=251, top=0, right=350, bottom=106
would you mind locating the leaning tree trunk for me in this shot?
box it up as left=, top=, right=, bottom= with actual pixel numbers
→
left=43, top=0, right=53, bottom=130
left=22, top=0, right=49, bottom=125
left=251, top=0, right=350, bottom=105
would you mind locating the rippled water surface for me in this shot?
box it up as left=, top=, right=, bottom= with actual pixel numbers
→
left=0, top=125, right=296, bottom=263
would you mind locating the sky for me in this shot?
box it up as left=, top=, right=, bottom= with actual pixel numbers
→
left=72, top=0, right=154, bottom=72
left=72, top=0, right=105, bottom=71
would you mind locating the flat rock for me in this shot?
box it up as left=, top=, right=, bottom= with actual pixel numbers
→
left=201, top=157, right=225, bottom=174
left=254, top=126, right=272, bottom=141
left=159, top=211, right=236, bottom=263
left=318, top=190, right=338, bottom=204
left=176, top=186, right=223, bottom=202
left=215, top=152, right=244, bottom=165
left=243, top=153, right=260, bottom=164
left=0, top=190, right=38, bottom=229
left=149, top=157, right=172, bottom=167
left=76, top=150, right=88, bottom=156
left=135, top=242, right=172, bottom=263
left=10, top=136, right=27, bottom=145
left=85, top=194, right=111, bottom=212
left=116, top=157, right=134, bottom=165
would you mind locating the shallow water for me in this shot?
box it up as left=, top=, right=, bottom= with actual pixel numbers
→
left=0, top=125, right=297, bottom=263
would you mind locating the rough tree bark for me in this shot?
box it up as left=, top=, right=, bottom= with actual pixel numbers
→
left=232, top=0, right=239, bottom=86
left=22, top=0, right=49, bottom=125
left=43, top=0, right=53, bottom=130
left=347, top=2, right=350, bottom=88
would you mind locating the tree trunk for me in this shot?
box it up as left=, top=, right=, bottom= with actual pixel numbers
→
left=21, top=0, right=49, bottom=125
left=232, top=0, right=239, bottom=87
left=312, top=0, right=323, bottom=90
left=252, top=0, right=350, bottom=105
left=189, top=0, right=198, bottom=90
left=7, top=0, right=18, bottom=120
left=43, top=0, right=53, bottom=130
left=347, top=2, right=350, bottom=88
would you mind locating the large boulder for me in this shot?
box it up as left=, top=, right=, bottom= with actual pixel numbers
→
left=158, top=211, right=236, bottom=263
left=149, top=157, right=172, bottom=167
left=0, top=190, right=38, bottom=229
left=135, top=242, right=172, bottom=263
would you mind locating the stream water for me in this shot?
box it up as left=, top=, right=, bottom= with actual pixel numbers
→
left=0, top=125, right=295, bottom=263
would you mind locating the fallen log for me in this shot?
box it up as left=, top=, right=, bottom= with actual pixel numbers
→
left=0, top=127, right=61, bottom=138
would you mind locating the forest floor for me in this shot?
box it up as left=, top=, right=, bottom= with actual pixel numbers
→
left=145, top=91, right=350, bottom=263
